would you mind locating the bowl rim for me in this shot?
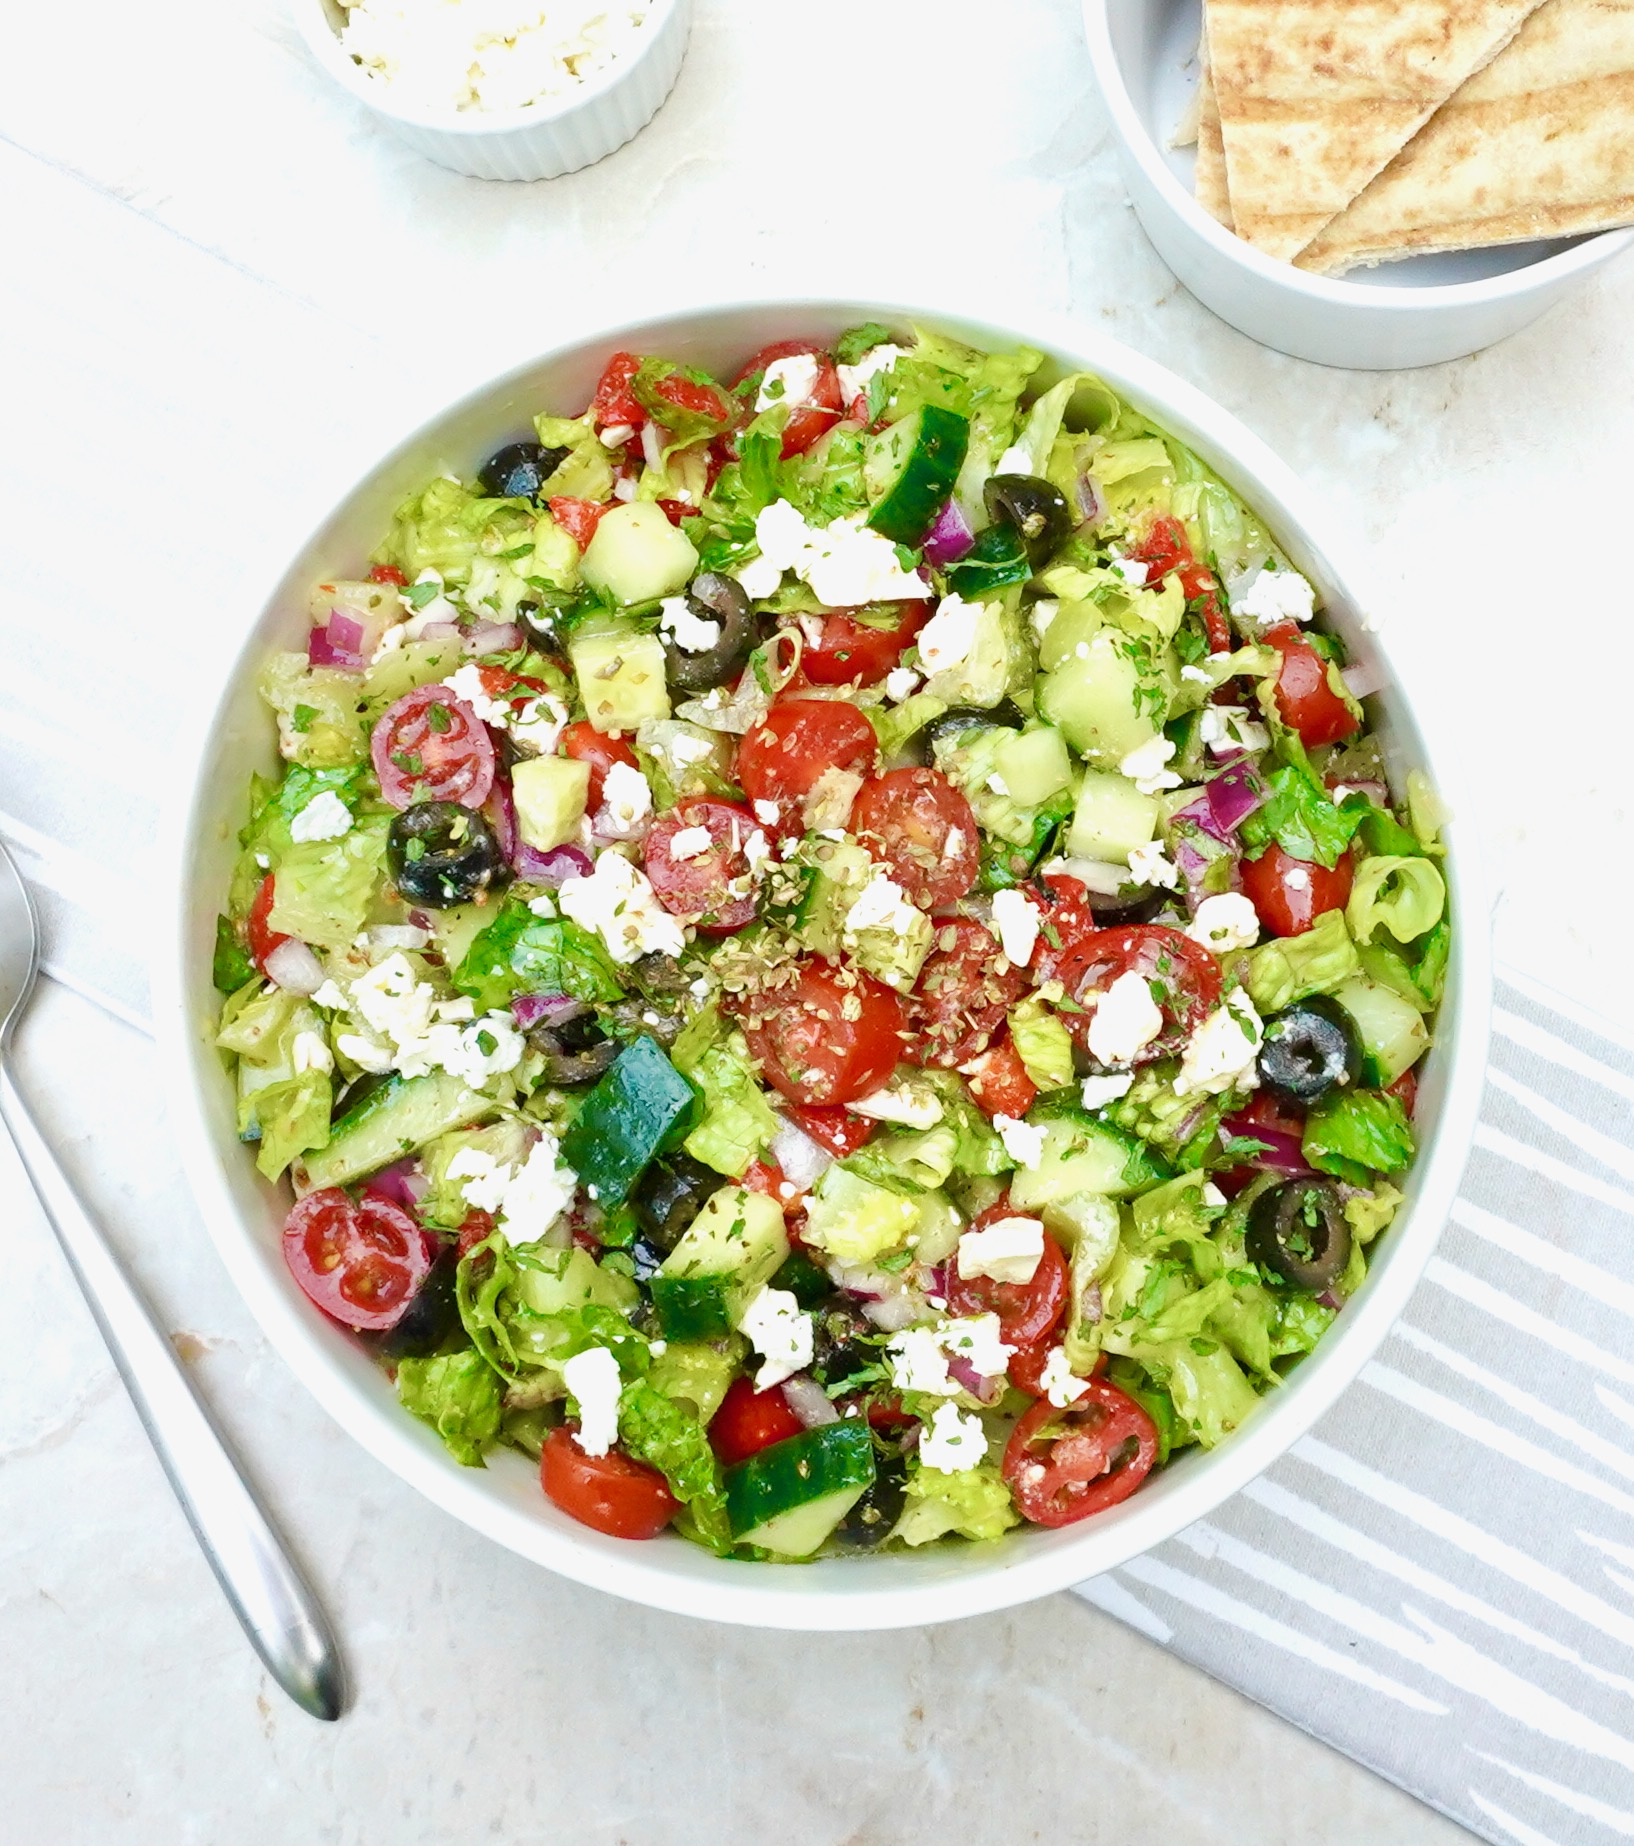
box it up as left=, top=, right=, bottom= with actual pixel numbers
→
left=1080, top=0, right=1634, bottom=309
left=154, top=293, right=1491, bottom=1630
left=291, top=0, right=685, bottom=136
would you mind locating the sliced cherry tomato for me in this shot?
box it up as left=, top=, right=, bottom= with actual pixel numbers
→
left=850, top=768, right=979, bottom=910
left=1003, top=1383, right=1159, bottom=1527
left=1127, top=515, right=1231, bottom=654
left=247, top=872, right=289, bottom=971
left=1008, top=1340, right=1102, bottom=1401
left=1056, top=924, right=1222, bottom=1060
left=1263, top=621, right=1360, bottom=748
left=785, top=1104, right=875, bottom=1158
left=1027, top=870, right=1099, bottom=986
left=548, top=495, right=611, bottom=552
left=733, top=340, right=845, bottom=458
left=1388, top=1067, right=1420, bottom=1117
left=964, top=1035, right=1038, bottom=1119
left=282, top=1189, right=431, bottom=1332
left=739, top=960, right=905, bottom=1107
left=908, top=916, right=1027, bottom=1068
left=647, top=370, right=734, bottom=435
left=588, top=351, right=644, bottom=429
left=742, top=1157, right=788, bottom=1200
left=947, top=1202, right=1069, bottom=1348
left=643, top=797, right=760, bottom=934
left=708, top=1376, right=805, bottom=1466
left=734, top=700, right=877, bottom=830
left=561, top=720, right=640, bottom=808
left=370, top=683, right=497, bottom=810
left=864, top=1395, right=917, bottom=1432
left=541, top=1425, right=678, bottom=1539
left=1241, top=843, right=1355, bottom=938
left=655, top=498, right=692, bottom=527
left=800, top=603, right=928, bottom=686
left=1236, top=1089, right=1310, bottom=1138
left=455, top=1208, right=496, bottom=1260
left=368, top=562, right=408, bottom=587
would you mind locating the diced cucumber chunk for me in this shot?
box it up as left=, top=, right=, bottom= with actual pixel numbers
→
left=725, top=1422, right=876, bottom=1555
left=920, top=597, right=1010, bottom=710
left=649, top=1273, right=735, bottom=1342
left=1038, top=631, right=1159, bottom=763
left=1331, top=975, right=1431, bottom=1086
left=580, top=501, right=698, bottom=604
left=511, top=755, right=591, bottom=851
left=427, top=902, right=499, bottom=973
left=660, top=1186, right=790, bottom=1309
left=1066, top=770, right=1160, bottom=863
left=569, top=624, right=672, bottom=734
left=864, top=406, right=971, bottom=546
left=1037, top=599, right=1104, bottom=673
left=947, top=524, right=1030, bottom=599
left=561, top=1037, right=700, bottom=1206
left=296, top=1071, right=490, bottom=1192
left=995, top=726, right=1072, bottom=808
left=1006, top=1114, right=1169, bottom=1210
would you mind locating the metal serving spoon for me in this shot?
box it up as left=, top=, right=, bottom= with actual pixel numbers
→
left=0, top=840, right=347, bottom=1721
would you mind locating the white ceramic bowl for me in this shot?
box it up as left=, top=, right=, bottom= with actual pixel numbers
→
left=157, top=297, right=1489, bottom=1629
left=293, top=0, right=692, bottom=181
left=1084, top=0, right=1634, bottom=369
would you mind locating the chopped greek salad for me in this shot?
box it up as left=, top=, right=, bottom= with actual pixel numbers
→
left=214, top=326, right=1449, bottom=1559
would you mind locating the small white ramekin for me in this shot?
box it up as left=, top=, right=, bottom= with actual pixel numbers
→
left=293, top=0, right=692, bottom=181
left=1083, top=0, right=1634, bottom=369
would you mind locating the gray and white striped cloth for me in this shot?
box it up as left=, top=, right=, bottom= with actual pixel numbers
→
left=1078, top=969, right=1634, bottom=1846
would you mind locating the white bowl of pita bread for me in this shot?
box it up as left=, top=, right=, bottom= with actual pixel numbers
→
left=1085, top=0, right=1634, bottom=369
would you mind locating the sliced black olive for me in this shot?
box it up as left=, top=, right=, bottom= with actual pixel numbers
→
left=1260, top=997, right=1363, bottom=1105
left=983, top=473, right=1072, bottom=566
left=375, top=1253, right=459, bottom=1360
left=526, top=1003, right=620, bottom=1087
left=388, top=802, right=511, bottom=909
left=478, top=439, right=569, bottom=501
left=923, top=701, right=1027, bottom=752
left=835, top=1452, right=907, bottom=1550
left=1247, top=1178, right=1351, bottom=1293
left=664, top=572, right=758, bottom=693
left=632, top=1153, right=720, bottom=1253
left=1084, top=882, right=1167, bottom=924
left=772, top=1252, right=833, bottom=1310
left=809, top=1300, right=876, bottom=1391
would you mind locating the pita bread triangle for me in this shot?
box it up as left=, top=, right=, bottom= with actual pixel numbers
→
left=1205, top=0, right=1550, bottom=260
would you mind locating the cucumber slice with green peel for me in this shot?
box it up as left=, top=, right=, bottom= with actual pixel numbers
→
left=561, top=1036, right=701, bottom=1206
left=1007, top=1113, right=1171, bottom=1210
left=660, top=1185, right=790, bottom=1303
left=1330, top=974, right=1430, bottom=1087
left=649, top=1274, right=735, bottom=1342
left=725, top=1422, right=876, bottom=1555
left=864, top=407, right=971, bottom=545
left=1065, top=770, right=1160, bottom=863
left=947, top=524, right=1030, bottom=599
left=297, top=1071, right=490, bottom=1192
left=579, top=500, right=699, bottom=604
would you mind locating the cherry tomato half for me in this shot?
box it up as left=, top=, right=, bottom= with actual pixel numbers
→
left=1003, top=1382, right=1159, bottom=1527
left=454, top=1208, right=497, bottom=1260
left=1127, top=515, right=1231, bottom=654
left=1056, top=924, right=1222, bottom=1060
left=1009, top=1340, right=1101, bottom=1401
left=367, top=563, right=409, bottom=587
left=282, top=1189, right=431, bottom=1332
left=964, top=1035, right=1038, bottom=1119
left=541, top=1425, right=678, bottom=1539
left=1388, top=1067, right=1420, bottom=1117
left=735, top=700, right=877, bottom=830
left=708, top=1377, right=805, bottom=1466
left=785, top=1104, right=875, bottom=1158
left=561, top=720, right=640, bottom=808
left=946, top=1202, right=1069, bottom=1348
left=850, top=768, right=979, bottom=910
left=1263, top=622, right=1360, bottom=749
left=740, top=960, right=905, bottom=1107
left=1026, top=870, right=1099, bottom=986
left=247, top=872, right=290, bottom=971
left=1240, top=843, right=1354, bottom=939
left=371, top=684, right=497, bottom=811
left=644, top=797, right=760, bottom=934
left=588, top=351, right=644, bottom=429
left=800, top=603, right=928, bottom=686
left=907, top=916, right=1027, bottom=1068
left=733, top=341, right=845, bottom=458
left=548, top=496, right=612, bottom=552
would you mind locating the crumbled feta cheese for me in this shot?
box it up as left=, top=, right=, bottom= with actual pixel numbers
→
left=1110, top=555, right=1150, bottom=587
left=597, top=760, right=653, bottom=840
left=558, top=851, right=685, bottom=963
left=1127, top=841, right=1181, bottom=890
left=851, top=1077, right=944, bottom=1129
left=1198, top=704, right=1271, bottom=756
left=666, top=825, right=713, bottom=861
left=801, top=766, right=862, bottom=833
left=742, top=828, right=772, bottom=870
left=884, top=666, right=921, bottom=702
left=991, top=888, right=1042, bottom=970
left=491, top=1130, right=578, bottom=1241
left=995, top=1114, right=1047, bottom=1170
left=1030, top=598, right=1059, bottom=641
left=1203, top=1182, right=1228, bottom=1208
left=739, top=1286, right=815, bottom=1390
left=1037, top=1346, right=1088, bottom=1408
left=1284, top=865, right=1312, bottom=893
left=291, top=1029, right=334, bottom=1075
left=1236, top=567, right=1316, bottom=628
left=1188, top=892, right=1260, bottom=955
left=1119, top=736, right=1182, bottom=796
left=733, top=552, right=784, bottom=601
left=658, top=596, right=721, bottom=654
left=915, top=593, right=981, bottom=674
left=351, top=953, right=437, bottom=1044
left=994, top=443, right=1032, bottom=475
left=444, top=662, right=510, bottom=727
left=1181, top=664, right=1212, bottom=684
left=1086, top=969, right=1164, bottom=1066
left=1175, top=993, right=1264, bottom=1097
left=987, top=773, right=1010, bottom=797
left=561, top=1346, right=623, bottom=1458
left=753, top=499, right=930, bottom=607
left=415, top=1013, right=525, bottom=1087
left=888, top=1327, right=955, bottom=1397
left=311, top=979, right=349, bottom=1012
left=755, top=352, right=820, bottom=414
left=289, top=790, right=353, bottom=844
left=665, top=730, right=715, bottom=768
left=1080, top=1073, right=1134, bottom=1111
left=600, top=422, right=634, bottom=448
left=835, top=343, right=903, bottom=405
left=957, top=1216, right=1045, bottom=1285
left=845, top=870, right=919, bottom=937
left=940, top=1313, right=1014, bottom=1378
left=336, top=1033, right=394, bottom=1074
left=445, top=1146, right=510, bottom=1213
left=753, top=800, right=780, bottom=827
left=527, top=892, right=557, bottom=918
left=918, top=1403, right=988, bottom=1473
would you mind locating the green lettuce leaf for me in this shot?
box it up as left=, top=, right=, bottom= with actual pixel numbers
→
left=531, top=410, right=615, bottom=503
left=397, top=1349, right=504, bottom=1466
left=617, top=1377, right=733, bottom=1553
left=454, top=900, right=625, bottom=1013
left=1243, top=909, right=1359, bottom=1014
left=1007, top=996, right=1075, bottom=1091
left=1346, top=855, right=1446, bottom=947
left=670, top=1009, right=779, bottom=1179
left=1239, top=737, right=1364, bottom=871
left=251, top=1070, right=332, bottom=1180
left=895, top=1462, right=1020, bottom=1544
left=833, top=322, right=896, bottom=366
left=213, top=916, right=255, bottom=994
left=1303, top=1090, right=1415, bottom=1184
left=456, top=1235, right=641, bottom=1380
left=265, top=814, right=390, bottom=949
left=377, top=477, right=537, bottom=588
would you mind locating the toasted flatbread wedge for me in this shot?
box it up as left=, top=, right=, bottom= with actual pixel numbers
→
left=1196, top=63, right=1236, bottom=229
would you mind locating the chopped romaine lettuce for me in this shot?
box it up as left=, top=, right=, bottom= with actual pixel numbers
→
left=617, top=1377, right=732, bottom=1553
left=251, top=1070, right=331, bottom=1181
left=265, top=815, right=390, bottom=949
left=454, top=901, right=625, bottom=1013
left=895, top=1462, right=1020, bottom=1545
left=670, top=1009, right=779, bottom=1179
left=1243, top=910, right=1359, bottom=1014
left=397, top=1349, right=504, bottom=1466
left=1303, top=1091, right=1415, bottom=1184
left=1238, top=737, right=1363, bottom=871
left=1346, top=855, right=1446, bottom=948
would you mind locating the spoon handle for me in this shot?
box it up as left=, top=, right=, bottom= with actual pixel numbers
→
left=0, top=1066, right=347, bottom=1721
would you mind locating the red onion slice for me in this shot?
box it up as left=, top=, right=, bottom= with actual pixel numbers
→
left=1222, top=1112, right=1313, bottom=1177
left=1076, top=472, right=1106, bottom=526
left=517, top=844, right=593, bottom=886
left=307, top=623, right=364, bottom=672
left=365, top=1158, right=428, bottom=1211
left=946, top=1355, right=1006, bottom=1405
left=1206, top=761, right=1268, bottom=834
left=1341, top=658, right=1387, bottom=700
left=922, top=499, right=975, bottom=566
left=781, top=1375, right=840, bottom=1429
left=263, top=937, right=325, bottom=996
left=465, top=620, right=523, bottom=656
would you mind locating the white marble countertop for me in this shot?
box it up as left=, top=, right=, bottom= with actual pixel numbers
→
left=4, top=0, right=1631, bottom=1836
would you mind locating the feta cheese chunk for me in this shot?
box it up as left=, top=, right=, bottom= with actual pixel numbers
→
left=1080, top=1071, right=1135, bottom=1109
left=289, top=790, right=353, bottom=844
left=558, top=851, right=685, bottom=963
left=336, top=1033, right=394, bottom=1074
left=739, top=1286, right=815, bottom=1390
left=755, top=352, right=820, bottom=414
left=753, top=499, right=930, bottom=607
left=915, top=593, right=981, bottom=674
left=940, top=1313, right=1014, bottom=1379
left=1127, top=841, right=1180, bottom=890
left=291, top=1029, right=334, bottom=1075
left=845, top=870, right=919, bottom=936
left=444, top=1146, right=510, bottom=1214
left=835, top=343, right=903, bottom=405
left=1086, top=970, right=1164, bottom=1066
left=499, top=1131, right=578, bottom=1241
left=597, top=760, right=653, bottom=839
left=659, top=596, right=721, bottom=654
left=1119, top=735, right=1182, bottom=796
left=1236, top=567, right=1316, bottom=628
left=991, top=887, right=1042, bottom=970
left=884, top=666, right=921, bottom=702
left=1187, top=892, right=1261, bottom=956
left=957, top=1216, right=1045, bottom=1285
left=666, top=825, right=713, bottom=861
left=1037, top=1346, right=1088, bottom=1408
left=351, top=953, right=437, bottom=1045
left=888, top=1326, right=955, bottom=1398
left=1198, top=704, right=1271, bottom=757
left=734, top=551, right=784, bottom=602
left=1110, top=555, right=1150, bottom=587
left=1175, top=993, right=1264, bottom=1097
left=995, top=1114, right=1047, bottom=1170
left=561, top=1347, right=624, bottom=1458
left=918, top=1403, right=988, bottom=1473
left=994, top=443, right=1032, bottom=475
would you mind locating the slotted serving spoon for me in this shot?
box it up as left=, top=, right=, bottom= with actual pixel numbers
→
left=0, top=839, right=346, bottom=1720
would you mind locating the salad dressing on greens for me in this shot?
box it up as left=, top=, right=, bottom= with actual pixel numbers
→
left=215, top=326, right=1447, bottom=1557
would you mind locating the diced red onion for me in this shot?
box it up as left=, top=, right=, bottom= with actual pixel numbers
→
left=863, top=1292, right=923, bottom=1333
left=1341, top=658, right=1387, bottom=700
left=769, top=1119, right=833, bottom=1192
left=1076, top=473, right=1106, bottom=525
left=1081, top=1282, right=1103, bottom=1327
left=1223, top=1112, right=1313, bottom=1177
left=517, top=844, right=592, bottom=886
left=414, top=620, right=461, bottom=643
left=922, top=499, right=976, bottom=566
left=781, top=1375, right=840, bottom=1429
left=1206, top=761, right=1268, bottom=833
left=946, top=1355, right=1006, bottom=1405
left=465, top=620, right=523, bottom=656
left=1331, top=776, right=1389, bottom=807
left=365, top=923, right=430, bottom=951
left=366, top=1158, right=428, bottom=1211
left=1175, top=795, right=1233, bottom=849
left=1317, top=1289, right=1344, bottom=1311
left=263, top=937, right=325, bottom=996
left=307, top=623, right=363, bottom=672
left=511, top=992, right=574, bottom=1030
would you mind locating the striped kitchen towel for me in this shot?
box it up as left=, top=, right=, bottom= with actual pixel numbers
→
left=1078, top=969, right=1634, bottom=1846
